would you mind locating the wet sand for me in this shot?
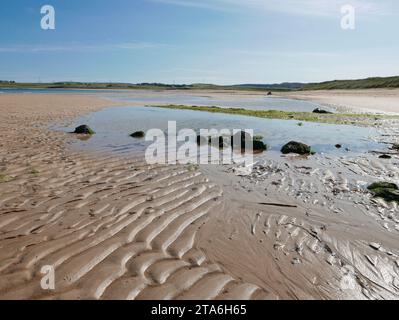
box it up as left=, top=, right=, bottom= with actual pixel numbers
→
left=278, top=89, right=399, bottom=114
left=0, top=94, right=272, bottom=300
left=0, top=93, right=398, bottom=300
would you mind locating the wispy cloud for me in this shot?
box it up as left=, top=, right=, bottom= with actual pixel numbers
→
left=0, top=41, right=163, bottom=53
left=150, top=0, right=392, bottom=17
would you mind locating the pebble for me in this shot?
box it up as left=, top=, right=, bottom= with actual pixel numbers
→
left=369, top=242, right=382, bottom=251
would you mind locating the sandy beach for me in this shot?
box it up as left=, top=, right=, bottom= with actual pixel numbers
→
left=0, top=94, right=274, bottom=300
left=1, top=92, right=399, bottom=300
left=278, top=89, right=399, bottom=114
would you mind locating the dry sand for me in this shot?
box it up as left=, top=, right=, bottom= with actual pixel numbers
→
left=278, top=89, right=399, bottom=114
left=1, top=93, right=399, bottom=300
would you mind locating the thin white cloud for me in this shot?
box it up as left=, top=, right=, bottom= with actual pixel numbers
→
left=150, top=0, right=392, bottom=17
left=0, top=41, right=162, bottom=53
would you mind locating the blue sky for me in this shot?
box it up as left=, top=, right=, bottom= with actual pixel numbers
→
left=1, top=0, right=399, bottom=84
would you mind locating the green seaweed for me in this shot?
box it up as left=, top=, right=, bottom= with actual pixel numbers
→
left=149, top=104, right=399, bottom=126
left=0, top=173, right=11, bottom=183
left=368, top=182, right=399, bottom=203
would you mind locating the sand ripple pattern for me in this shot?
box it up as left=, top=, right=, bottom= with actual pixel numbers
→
left=0, top=94, right=270, bottom=300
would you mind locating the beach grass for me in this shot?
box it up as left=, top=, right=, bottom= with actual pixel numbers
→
left=149, top=104, right=399, bottom=126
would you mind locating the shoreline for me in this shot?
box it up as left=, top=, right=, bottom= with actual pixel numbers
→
left=0, top=93, right=399, bottom=300
left=276, top=88, right=399, bottom=115
left=0, top=94, right=271, bottom=300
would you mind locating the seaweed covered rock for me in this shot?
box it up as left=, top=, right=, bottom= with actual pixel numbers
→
left=232, top=131, right=267, bottom=152
left=281, top=141, right=312, bottom=155
left=368, top=182, right=399, bottom=202
left=130, top=131, right=145, bottom=138
left=73, top=125, right=95, bottom=135
left=313, top=108, right=332, bottom=114
left=252, top=140, right=268, bottom=152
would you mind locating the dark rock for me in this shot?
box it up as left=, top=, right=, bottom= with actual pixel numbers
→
left=391, top=143, right=399, bottom=150
left=130, top=131, right=145, bottom=138
left=232, top=130, right=252, bottom=146
left=281, top=141, right=312, bottom=155
left=368, top=182, right=399, bottom=203
left=253, top=140, right=268, bottom=152
left=73, top=125, right=95, bottom=135
left=335, top=144, right=342, bottom=149
left=232, top=131, right=267, bottom=152
left=197, top=135, right=208, bottom=146
left=197, top=131, right=267, bottom=152
left=379, top=154, right=392, bottom=159
left=313, top=108, right=333, bottom=114
left=267, top=92, right=272, bottom=96
left=212, top=136, right=227, bottom=149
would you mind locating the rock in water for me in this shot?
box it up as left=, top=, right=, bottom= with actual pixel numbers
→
left=232, top=131, right=267, bottom=152
left=335, top=144, right=342, bottom=149
left=313, top=108, right=333, bottom=114
left=197, top=135, right=208, bottom=146
left=130, top=131, right=145, bottom=138
left=368, top=182, right=399, bottom=203
left=252, top=140, right=268, bottom=152
left=379, top=154, right=392, bottom=159
left=281, top=141, right=312, bottom=155
left=73, top=125, right=95, bottom=135
left=267, top=91, right=272, bottom=96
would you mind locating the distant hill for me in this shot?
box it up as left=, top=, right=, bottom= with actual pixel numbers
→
left=302, top=76, right=399, bottom=90
left=233, top=83, right=306, bottom=90
left=1, top=76, right=399, bottom=91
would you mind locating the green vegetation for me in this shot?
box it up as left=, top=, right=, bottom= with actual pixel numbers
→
left=302, top=76, right=399, bottom=90
left=150, top=104, right=399, bottom=126
left=368, top=182, right=399, bottom=203
left=0, top=173, right=11, bottom=183
left=29, top=168, right=40, bottom=176
left=187, top=164, right=199, bottom=172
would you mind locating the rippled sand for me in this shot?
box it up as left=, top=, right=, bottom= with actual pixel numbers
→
left=0, top=94, right=273, bottom=300
left=1, top=93, right=398, bottom=300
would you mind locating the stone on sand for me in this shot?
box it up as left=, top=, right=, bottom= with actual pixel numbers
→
left=73, top=125, right=95, bottom=135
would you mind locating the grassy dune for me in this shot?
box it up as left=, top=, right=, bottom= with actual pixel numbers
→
left=302, top=76, right=399, bottom=90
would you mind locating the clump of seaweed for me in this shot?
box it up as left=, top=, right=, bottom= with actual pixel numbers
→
left=368, top=182, right=399, bottom=203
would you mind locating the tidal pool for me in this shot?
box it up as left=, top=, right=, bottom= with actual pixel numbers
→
left=58, top=106, right=383, bottom=158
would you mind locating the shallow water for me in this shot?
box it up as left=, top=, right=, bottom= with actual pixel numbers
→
left=108, top=91, right=324, bottom=112
left=59, top=106, right=383, bottom=157
left=0, top=88, right=326, bottom=112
